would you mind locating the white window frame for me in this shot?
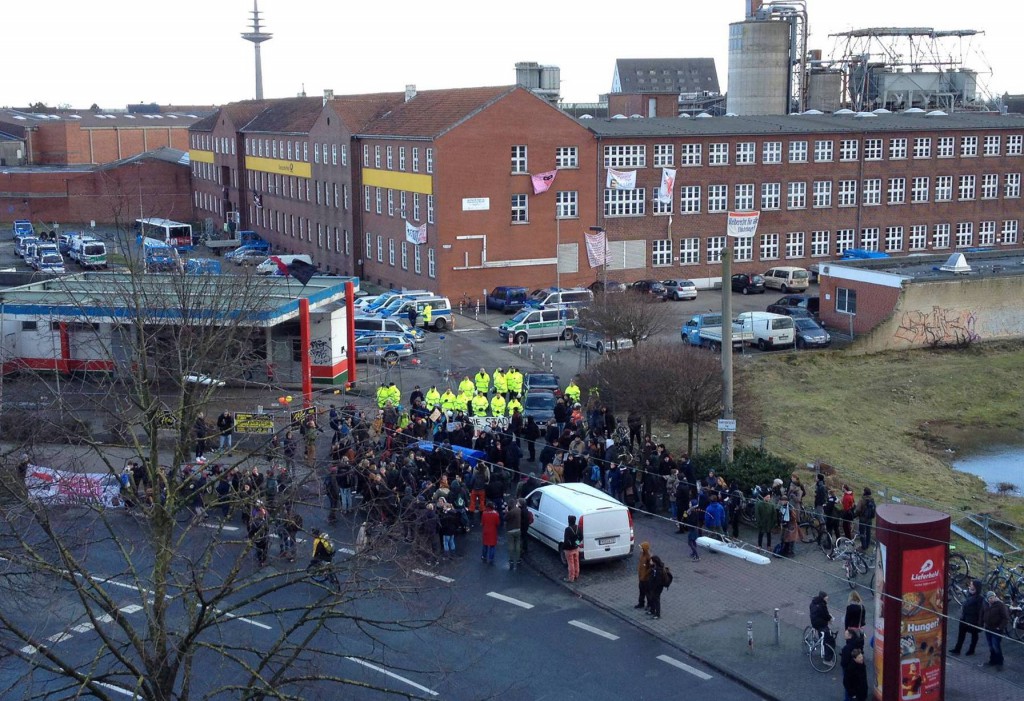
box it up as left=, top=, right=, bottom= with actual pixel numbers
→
left=862, top=178, right=881, bottom=206
left=958, top=175, right=976, bottom=201
left=1007, top=135, right=1023, bottom=156
left=427, top=248, right=436, bottom=278
left=680, top=143, right=702, bottom=166
left=889, top=138, right=908, bottom=160
left=935, top=175, right=953, bottom=202
left=760, top=233, right=780, bottom=261
left=785, top=231, right=804, bottom=259
left=654, top=144, right=675, bottom=167
left=604, top=144, right=646, bottom=168
left=511, top=145, right=528, bottom=174
left=604, top=188, right=646, bottom=217
left=933, top=223, right=951, bottom=249
left=937, top=136, right=955, bottom=158
left=734, top=236, right=753, bottom=262
left=835, top=229, right=855, bottom=256
left=1002, top=219, right=1019, bottom=245
left=960, top=136, right=978, bottom=157
left=401, top=241, right=408, bottom=270
left=556, top=146, right=579, bottom=169
left=708, top=184, right=728, bottom=213
left=956, top=222, right=973, bottom=248
left=762, top=141, right=782, bottom=164
left=811, top=230, right=830, bottom=257
left=374, top=145, right=381, bottom=168
left=414, top=245, right=422, bottom=274
left=839, top=139, right=858, bottom=161
left=787, top=181, right=806, bottom=210
left=511, top=194, right=529, bottom=223
left=376, top=235, right=383, bottom=262
left=652, top=239, right=672, bottom=266
left=365, top=232, right=372, bottom=258
left=679, top=238, right=700, bottom=265
left=911, top=176, right=930, bottom=203
left=1005, top=173, right=1021, bottom=198
left=399, top=147, right=406, bottom=171
left=708, top=143, right=729, bottom=166
left=734, top=183, right=755, bottom=211
left=913, top=137, right=931, bottom=159
left=888, top=178, right=906, bottom=205
left=839, top=180, right=857, bottom=207
left=386, top=145, right=393, bottom=169
left=860, top=227, right=880, bottom=252
left=388, top=238, right=395, bottom=266
left=736, top=142, right=756, bottom=165
left=426, top=148, right=434, bottom=174
left=788, top=140, right=808, bottom=163
left=813, top=140, right=833, bottom=163
left=981, top=174, right=999, bottom=200
left=680, top=186, right=701, bottom=214
left=909, top=225, right=928, bottom=251
left=978, top=220, right=996, bottom=246
left=885, top=226, right=904, bottom=252
left=864, top=139, right=883, bottom=160
left=812, top=181, right=832, bottom=208
left=707, top=236, right=726, bottom=264
left=761, top=182, right=780, bottom=210
left=556, top=190, right=578, bottom=219
left=984, top=135, right=1001, bottom=157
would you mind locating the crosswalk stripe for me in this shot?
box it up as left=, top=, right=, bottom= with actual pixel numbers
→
left=486, top=592, right=534, bottom=609
left=412, top=569, right=454, bottom=583
left=568, top=620, right=619, bottom=640
left=657, top=654, right=713, bottom=680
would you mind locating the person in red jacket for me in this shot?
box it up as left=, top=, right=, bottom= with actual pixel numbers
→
left=480, top=501, right=500, bottom=565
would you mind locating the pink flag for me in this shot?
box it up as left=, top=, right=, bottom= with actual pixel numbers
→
left=531, top=169, right=557, bottom=195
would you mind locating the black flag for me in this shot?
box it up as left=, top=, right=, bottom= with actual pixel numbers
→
left=287, top=258, right=318, bottom=286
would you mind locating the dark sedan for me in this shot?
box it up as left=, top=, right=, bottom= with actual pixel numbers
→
left=731, top=273, right=765, bottom=295
left=769, top=294, right=819, bottom=317
left=766, top=304, right=815, bottom=319
left=523, top=390, right=556, bottom=428
left=793, top=317, right=832, bottom=349
left=629, top=279, right=666, bottom=296
left=588, top=280, right=627, bottom=294
left=524, top=372, right=561, bottom=396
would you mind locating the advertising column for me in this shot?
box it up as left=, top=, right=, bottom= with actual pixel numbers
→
left=874, top=504, right=950, bottom=701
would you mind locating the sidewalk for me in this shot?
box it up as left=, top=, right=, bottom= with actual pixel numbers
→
left=524, top=512, right=1024, bottom=701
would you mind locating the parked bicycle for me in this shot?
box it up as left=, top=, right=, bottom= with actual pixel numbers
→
left=803, top=626, right=837, bottom=672
left=829, top=537, right=869, bottom=588
left=947, top=546, right=971, bottom=606
left=982, top=556, right=1024, bottom=605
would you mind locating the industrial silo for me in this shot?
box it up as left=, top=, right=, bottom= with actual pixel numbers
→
left=806, top=69, right=844, bottom=112
left=726, top=18, right=792, bottom=115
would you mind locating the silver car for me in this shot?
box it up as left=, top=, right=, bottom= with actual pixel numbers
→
left=661, top=279, right=698, bottom=301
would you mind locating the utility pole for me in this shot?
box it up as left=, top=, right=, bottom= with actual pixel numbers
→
left=721, top=242, right=734, bottom=464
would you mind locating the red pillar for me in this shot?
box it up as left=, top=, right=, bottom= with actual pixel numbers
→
left=299, top=298, right=312, bottom=407
left=345, top=282, right=356, bottom=386
left=873, top=503, right=950, bottom=701
left=58, top=322, right=71, bottom=373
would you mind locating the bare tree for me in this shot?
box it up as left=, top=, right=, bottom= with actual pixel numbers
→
left=576, top=292, right=672, bottom=349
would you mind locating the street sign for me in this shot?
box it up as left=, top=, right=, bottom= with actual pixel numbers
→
left=234, top=412, right=275, bottom=434
left=717, top=418, right=737, bottom=432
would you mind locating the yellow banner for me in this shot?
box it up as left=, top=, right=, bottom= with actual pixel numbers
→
left=189, top=149, right=214, bottom=164
left=362, top=168, right=433, bottom=195
left=234, top=412, right=275, bottom=434
left=245, top=156, right=312, bottom=179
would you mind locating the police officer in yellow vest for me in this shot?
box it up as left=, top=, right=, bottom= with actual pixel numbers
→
left=506, top=395, right=523, bottom=415
left=376, top=384, right=390, bottom=409
left=423, top=303, right=433, bottom=329
left=386, top=382, right=401, bottom=407
left=506, top=366, right=523, bottom=398
left=564, top=378, right=581, bottom=405
left=474, top=367, right=490, bottom=395
left=459, top=375, right=475, bottom=397
left=440, top=388, right=458, bottom=412
left=457, top=389, right=475, bottom=414
left=492, top=367, right=507, bottom=398
left=425, top=385, right=441, bottom=409
left=490, top=393, right=506, bottom=417
left=471, top=391, right=490, bottom=417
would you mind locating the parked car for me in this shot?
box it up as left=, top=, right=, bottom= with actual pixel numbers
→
left=765, top=304, right=814, bottom=319
left=629, top=279, right=666, bottom=297
left=486, top=285, right=529, bottom=313
left=762, top=266, right=810, bottom=292
left=524, top=372, right=561, bottom=396
left=522, top=390, right=556, bottom=429
left=572, top=326, right=633, bottom=354
left=768, top=294, right=820, bottom=318
left=793, top=317, right=832, bottom=349
left=354, top=334, right=414, bottom=361
left=731, top=273, right=765, bottom=295
left=353, top=294, right=380, bottom=311
left=588, top=279, right=627, bottom=294
left=15, top=235, right=39, bottom=258
left=230, top=247, right=272, bottom=266
left=661, top=279, right=698, bottom=301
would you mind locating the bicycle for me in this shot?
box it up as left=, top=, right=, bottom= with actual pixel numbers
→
left=1009, top=605, right=1024, bottom=642
left=834, top=543, right=869, bottom=589
left=982, top=556, right=1024, bottom=604
left=803, top=625, right=837, bottom=672
left=947, top=546, right=971, bottom=606
left=307, top=560, right=341, bottom=591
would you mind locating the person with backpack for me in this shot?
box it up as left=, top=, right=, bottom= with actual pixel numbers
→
left=635, top=542, right=652, bottom=610
left=646, top=555, right=672, bottom=620
left=840, top=484, right=857, bottom=540
left=856, top=488, right=876, bottom=550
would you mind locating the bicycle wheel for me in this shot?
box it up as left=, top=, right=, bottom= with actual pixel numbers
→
left=810, top=642, right=837, bottom=672
left=801, top=522, right=821, bottom=544
left=1010, top=614, right=1024, bottom=642
left=991, top=576, right=1013, bottom=602
left=948, top=582, right=966, bottom=607
left=852, top=552, right=870, bottom=575
left=947, top=552, right=970, bottom=587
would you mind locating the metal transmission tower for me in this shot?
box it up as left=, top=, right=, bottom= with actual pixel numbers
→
left=241, top=0, right=273, bottom=100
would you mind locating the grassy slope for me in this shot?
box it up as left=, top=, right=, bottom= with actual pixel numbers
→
left=736, top=341, right=1024, bottom=531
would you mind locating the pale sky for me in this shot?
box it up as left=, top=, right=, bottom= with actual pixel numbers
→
left=4, top=1, right=1015, bottom=110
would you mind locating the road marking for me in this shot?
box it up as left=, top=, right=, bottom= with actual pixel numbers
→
left=338, top=547, right=356, bottom=555
left=47, top=632, right=73, bottom=643
left=486, top=592, right=534, bottom=609
left=201, top=523, right=240, bottom=532
left=119, top=604, right=143, bottom=614
left=94, top=681, right=139, bottom=698
left=20, top=645, right=38, bottom=655
left=97, top=614, right=114, bottom=623
left=345, top=656, right=439, bottom=697
left=657, top=654, right=713, bottom=680
left=72, top=623, right=95, bottom=633
left=568, top=620, right=619, bottom=641
left=412, top=569, right=454, bottom=583
left=88, top=575, right=170, bottom=601
left=218, top=610, right=272, bottom=630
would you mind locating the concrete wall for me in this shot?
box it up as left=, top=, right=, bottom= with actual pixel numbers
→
left=853, top=275, right=1024, bottom=352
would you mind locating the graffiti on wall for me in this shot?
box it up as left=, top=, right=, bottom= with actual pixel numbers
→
left=309, top=338, right=331, bottom=365
left=895, top=306, right=980, bottom=346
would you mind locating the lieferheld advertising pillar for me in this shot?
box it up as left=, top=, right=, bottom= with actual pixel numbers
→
left=873, top=504, right=950, bottom=701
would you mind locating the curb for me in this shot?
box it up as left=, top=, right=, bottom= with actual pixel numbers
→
left=523, top=554, right=781, bottom=701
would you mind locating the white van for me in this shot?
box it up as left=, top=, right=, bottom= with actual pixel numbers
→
left=525, top=287, right=594, bottom=310
left=256, top=254, right=313, bottom=276
left=525, top=483, right=634, bottom=563
left=762, top=266, right=810, bottom=292
left=735, top=311, right=796, bottom=350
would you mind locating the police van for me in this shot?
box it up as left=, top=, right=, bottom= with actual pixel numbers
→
left=391, top=296, right=454, bottom=331
left=498, top=307, right=577, bottom=344
left=524, top=287, right=593, bottom=310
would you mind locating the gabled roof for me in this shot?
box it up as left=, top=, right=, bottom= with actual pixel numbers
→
left=357, top=86, right=517, bottom=139
left=243, top=97, right=326, bottom=134
left=329, top=92, right=406, bottom=133
left=191, top=100, right=272, bottom=133
left=613, top=58, right=720, bottom=95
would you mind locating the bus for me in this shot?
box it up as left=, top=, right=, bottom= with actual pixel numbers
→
left=136, top=218, right=195, bottom=251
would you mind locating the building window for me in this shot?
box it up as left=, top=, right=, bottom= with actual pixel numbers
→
left=679, top=238, right=700, bottom=265
left=813, top=140, right=833, bottom=162
left=760, top=233, right=780, bottom=260
left=401, top=242, right=408, bottom=270
left=413, top=193, right=421, bottom=221
left=786, top=231, right=804, bottom=259
left=933, top=223, right=951, bottom=249
left=427, top=248, right=436, bottom=278
left=414, top=245, right=422, bottom=274
left=889, top=138, right=907, bottom=160
left=960, top=136, right=978, bottom=157
left=387, top=189, right=394, bottom=216
left=839, top=139, right=858, bottom=161
left=400, top=191, right=407, bottom=218
left=343, top=184, right=349, bottom=211
left=982, top=174, right=999, bottom=199
left=604, top=188, right=646, bottom=216
left=734, top=236, right=753, bottom=262
left=374, top=145, right=381, bottom=168
left=911, top=177, right=930, bottom=203
left=835, top=229, right=855, bottom=256
left=787, top=181, right=806, bottom=209
left=864, top=138, right=883, bottom=161
left=958, top=175, right=976, bottom=201
left=836, top=288, right=857, bottom=315
left=888, top=178, right=906, bottom=205
left=681, top=143, right=702, bottom=166
left=1002, top=219, right=1019, bottom=245
left=316, top=180, right=322, bottom=205
left=708, top=184, right=728, bottom=213
left=345, top=229, right=351, bottom=255
left=399, top=147, right=406, bottom=171
left=556, top=190, right=578, bottom=218
left=788, top=140, right=808, bottom=163
left=909, top=225, right=928, bottom=251
left=365, top=232, right=372, bottom=258
left=556, top=146, right=578, bottom=169
left=762, top=141, right=782, bottom=164
left=935, top=175, right=953, bottom=202
left=812, top=181, right=832, bottom=208
left=654, top=144, right=675, bottom=167
left=1005, top=173, right=1021, bottom=198
left=333, top=144, right=339, bottom=165
left=511, top=145, right=528, bottom=173
left=913, top=137, right=931, bottom=159
left=511, top=194, right=528, bottom=223
left=412, top=147, right=420, bottom=172
left=956, top=222, right=973, bottom=247
left=885, top=226, right=904, bottom=252
left=984, top=135, right=1001, bottom=157
left=1007, top=135, right=1023, bottom=156
left=937, top=136, right=955, bottom=158
left=376, top=235, right=384, bottom=262
left=653, top=194, right=673, bottom=215
left=978, top=220, right=996, bottom=246
left=427, top=195, right=434, bottom=224
left=427, top=148, right=435, bottom=174
left=838, top=180, right=857, bottom=207
left=708, top=143, right=729, bottom=165
left=861, top=227, right=880, bottom=251
left=375, top=187, right=382, bottom=214
left=322, top=144, right=328, bottom=164
left=761, top=182, right=780, bottom=210
left=604, top=144, right=646, bottom=168
left=652, top=239, right=672, bottom=266
left=388, top=238, right=395, bottom=266
left=736, top=142, right=755, bottom=165
left=811, top=230, right=830, bottom=257
left=734, top=183, right=755, bottom=211
left=862, top=178, right=881, bottom=206
left=680, top=186, right=701, bottom=214
left=364, top=185, right=371, bottom=211
left=707, top=236, right=726, bottom=264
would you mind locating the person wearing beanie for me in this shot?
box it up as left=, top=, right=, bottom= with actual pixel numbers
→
left=950, top=579, right=984, bottom=655
left=983, top=590, right=1011, bottom=667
